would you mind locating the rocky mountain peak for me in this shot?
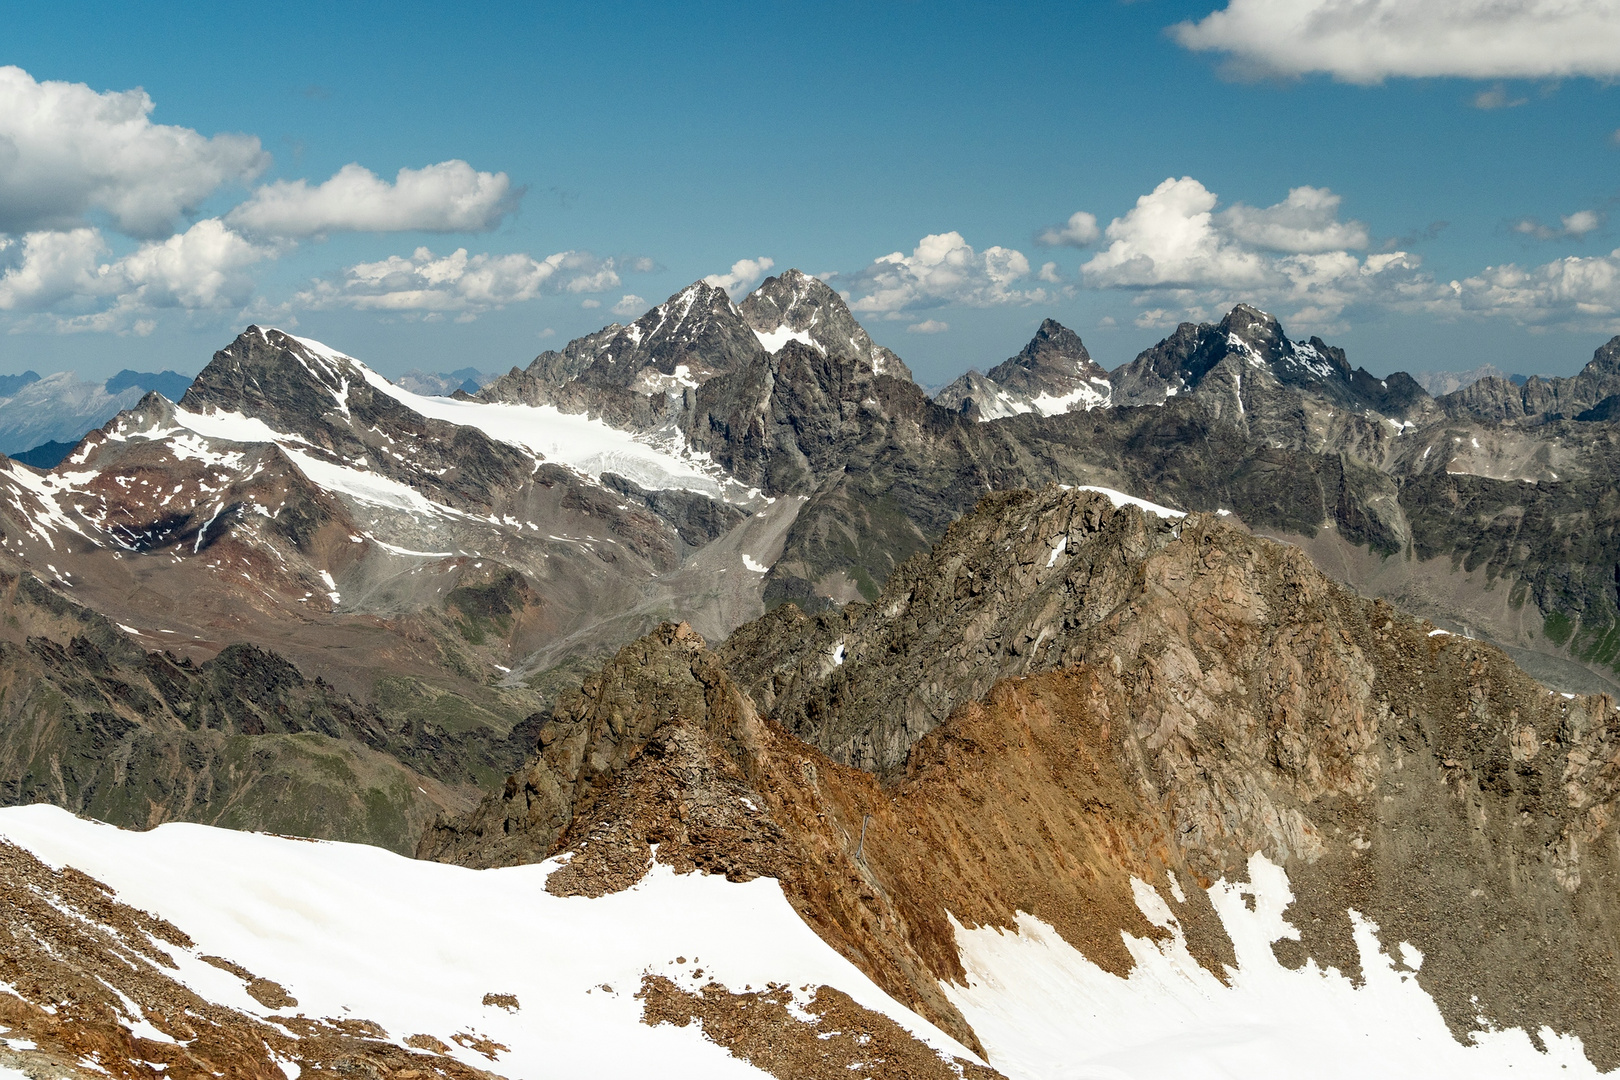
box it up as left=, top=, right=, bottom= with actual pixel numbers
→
left=177, top=325, right=376, bottom=435
left=1111, top=304, right=1382, bottom=414
left=498, top=280, right=768, bottom=403
left=740, top=269, right=914, bottom=381
left=935, top=318, right=1112, bottom=420
left=987, top=318, right=1105, bottom=386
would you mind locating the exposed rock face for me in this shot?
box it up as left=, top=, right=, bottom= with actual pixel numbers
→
left=935, top=319, right=1111, bottom=419
left=1111, top=303, right=1429, bottom=419
left=1443, top=336, right=1620, bottom=422
left=477, top=281, right=770, bottom=429
left=739, top=268, right=914, bottom=381
left=423, top=487, right=1620, bottom=1070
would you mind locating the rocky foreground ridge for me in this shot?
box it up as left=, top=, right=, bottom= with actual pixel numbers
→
left=422, top=487, right=1620, bottom=1069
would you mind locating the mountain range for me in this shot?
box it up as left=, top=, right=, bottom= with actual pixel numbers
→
left=0, top=270, right=1618, bottom=1077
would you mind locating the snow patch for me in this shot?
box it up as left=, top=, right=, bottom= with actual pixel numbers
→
left=0, top=806, right=979, bottom=1080
left=1071, top=486, right=1186, bottom=520
left=753, top=326, right=823, bottom=355
left=944, top=852, right=1603, bottom=1080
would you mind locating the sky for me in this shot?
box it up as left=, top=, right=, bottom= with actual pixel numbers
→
left=1, top=0, right=1618, bottom=388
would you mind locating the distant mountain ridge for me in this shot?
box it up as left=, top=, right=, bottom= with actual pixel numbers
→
left=0, top=368, right=196, bottom=456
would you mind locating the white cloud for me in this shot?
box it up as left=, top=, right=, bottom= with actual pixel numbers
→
left=612, top=294, right=646, bottom=316
left=703, top=257, right=774, bottom=298
left=1074, top=176, right=1432, bottom=332
left=1513, top=210, right=1607, bottom=240
left=906, top=319, right=949, bottom=334
left=844, top=232, right=1048, bottom=313
left=1566, top=211, right=1604, bottom=236
left=1472, top=85, right=1528, bottom=110
left=1173, top=0, right=1620, bottom=83
left=227, top=160, right=516, bottom=236
left=115, top=218, right=271, bottom=308
left=1218, top=186, right=1370, bottom=253
left=1038, top=261, right=1064, bottom=283
left=1083, top=177, right=1270, bottom=288
left=581, top=299, right=601, bottom=309
left=1135, top=308, right=1177, bottom=329
left=0, top=65, right=267, bottom=238
left=0, top=219, right=271, bottom=330
left=289, top=247, right=624, bottom=317
left=1437, top=249, right=1620, bottom=331
left=1036, top=211, right=1100, bottom=248
left=0, top=228, right=114, bottom=312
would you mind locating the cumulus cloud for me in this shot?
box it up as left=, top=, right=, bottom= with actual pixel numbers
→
left=1076, top=176, right=1431, bottom=331
left=612, top=294, right=646, bottom=316
left=1081, top=178, right=1620, bottom=333
left=703, top=257, right=775, bottom=297
left=906, top=319, right=949, bottom=334
left=843, top=232, right=1048, bottom=313
left=1082, top=177, right=1270, bottom=288
left=1218, top=186, right=1370, bottom=253
left=1038, top=261, right=1063, bottom=283
left=0, top=219, right=271, bottom=327
left=1437, top=249, right=1620, bottom=331
left=289, top=247, right=624, bottom=317
left=1036, top=211, right=1100, bottom=248
left=1513, top=210, right=1605, bottom=240
left=1173, top=0, right=1620, bottom=83
left=0, top=66, right=267, bottom=238
left=227, top=160, right=517, bottom=237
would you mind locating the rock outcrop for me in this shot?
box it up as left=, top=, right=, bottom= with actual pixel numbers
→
left=423, top=486, right=1620, bottom=1069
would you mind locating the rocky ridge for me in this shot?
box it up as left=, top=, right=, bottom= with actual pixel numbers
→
left=423, top=486, right=1620, bottom=1070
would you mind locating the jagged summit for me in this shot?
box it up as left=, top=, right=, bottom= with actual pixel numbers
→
left=935, top=318, right=1111, bottom=420
left=1443, top=333, right=1620, bottom=423
left=1110, top=303, right=1428, bottom=420
left=739, top=268, right=914, bottom=381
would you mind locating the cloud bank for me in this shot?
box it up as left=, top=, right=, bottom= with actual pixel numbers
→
left=1173, top=0, right=1620, bottom=83
left=228, top=161, right=517, bottom=236
left=289, top=247, right=626, bottom=318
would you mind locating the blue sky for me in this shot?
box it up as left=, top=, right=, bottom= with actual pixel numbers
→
left=1, top=0, right=1618, bottom=386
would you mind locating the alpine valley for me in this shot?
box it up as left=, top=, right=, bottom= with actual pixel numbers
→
left=2, top=269, right=1620, bottom=1079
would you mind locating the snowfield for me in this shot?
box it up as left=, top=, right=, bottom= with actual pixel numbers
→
left=0, top=807, right=1603, bottom=1079
left=946, top=854, right=1604, bottom=1079
left=0, top=805, right=977, bottom=1080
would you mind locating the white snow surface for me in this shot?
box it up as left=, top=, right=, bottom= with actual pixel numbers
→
left=752, top=325, right=823, bottom=355
left=945, top=852, right=1601, bottom=1080
left=1071, top=485, right=1187, bottom=520
left=0, top=805, right=979, bottom=1080
left=357, top=366, right=733, bottom=499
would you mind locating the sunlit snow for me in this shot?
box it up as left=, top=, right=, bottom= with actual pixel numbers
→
left=0, top=806, right=979, bottom=1080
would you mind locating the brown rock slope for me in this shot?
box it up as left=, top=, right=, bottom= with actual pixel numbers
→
left=421, top=487, right=1620, bottom=1069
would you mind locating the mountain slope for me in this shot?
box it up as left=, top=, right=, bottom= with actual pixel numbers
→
left=423, top=485, right=1620, bottom=1072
